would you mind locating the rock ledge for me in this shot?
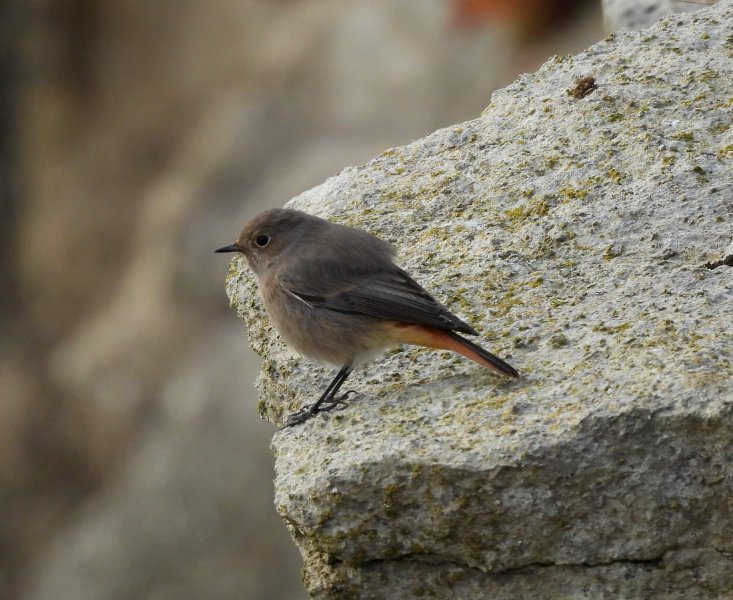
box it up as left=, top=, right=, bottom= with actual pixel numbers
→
left=225, top=2, right=733, bottom=597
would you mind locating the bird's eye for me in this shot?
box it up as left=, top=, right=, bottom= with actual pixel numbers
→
left=255, top=234, right=270, bottom=248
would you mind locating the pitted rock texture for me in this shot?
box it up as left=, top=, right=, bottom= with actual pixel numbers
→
left=602, top=0, right=718, bottom=31
left=225, top=2, right=733, bottom=597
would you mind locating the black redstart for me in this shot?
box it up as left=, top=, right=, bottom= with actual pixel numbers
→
left=216, top=208, right=518, bottom=427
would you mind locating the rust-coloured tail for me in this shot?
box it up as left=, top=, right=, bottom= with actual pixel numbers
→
left=393, top=324, right=519, bottom=378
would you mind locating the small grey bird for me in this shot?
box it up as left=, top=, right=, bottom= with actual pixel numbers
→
left=216, top=208, right=518, bottom=427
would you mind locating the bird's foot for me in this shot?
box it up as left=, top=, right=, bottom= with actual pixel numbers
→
left=282, top=404, right=319, bottom=428
left=318, top=390, right=357, bottom=413
left=281, top=390, right=358, bottom=428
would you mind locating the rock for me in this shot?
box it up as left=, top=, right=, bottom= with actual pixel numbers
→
left=224, top=1, right=733, bottom=597
left=602, top=0, right=718, bottom=31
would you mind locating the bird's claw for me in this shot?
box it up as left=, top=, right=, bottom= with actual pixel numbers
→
left=281, top=390, right=358, bottom=428
left=282, top=404, right=318, bottom=428
left=318, top=389, right=357, bottom=412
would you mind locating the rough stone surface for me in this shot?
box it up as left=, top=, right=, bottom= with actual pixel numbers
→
left=225, top=2, right=733, bottom=597
left=602, top=0, right=718, bottom=31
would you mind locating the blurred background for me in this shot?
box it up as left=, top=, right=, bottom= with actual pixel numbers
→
left=0, top=0, right=712, bottom=598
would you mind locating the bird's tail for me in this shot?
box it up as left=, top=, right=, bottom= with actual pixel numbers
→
left=393, top=324, right=519, bottom=378
left=442, top=330, right=519, bottom=378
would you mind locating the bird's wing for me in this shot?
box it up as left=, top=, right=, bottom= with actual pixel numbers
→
left=280, top=266, right=478, bottom=335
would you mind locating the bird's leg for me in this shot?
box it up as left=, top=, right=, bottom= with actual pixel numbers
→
left=283, top=365, right=354, bottom=428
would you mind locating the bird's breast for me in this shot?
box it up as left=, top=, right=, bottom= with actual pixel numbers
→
left=258, top=277, right=396, bottom=367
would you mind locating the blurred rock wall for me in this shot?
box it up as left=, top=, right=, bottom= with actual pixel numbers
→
left=1, top=1, right=602, bottom=599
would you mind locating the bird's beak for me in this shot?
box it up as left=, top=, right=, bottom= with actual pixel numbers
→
left=215, top=242, right=244, bottom=253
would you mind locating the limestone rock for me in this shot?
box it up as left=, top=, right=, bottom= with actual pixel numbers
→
left=602, top=0, right=718, bottom=31
left=225, top=2, right=733, bottom=597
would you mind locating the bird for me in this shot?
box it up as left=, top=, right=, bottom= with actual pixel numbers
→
left=216, top=208, right=518, bottom=427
